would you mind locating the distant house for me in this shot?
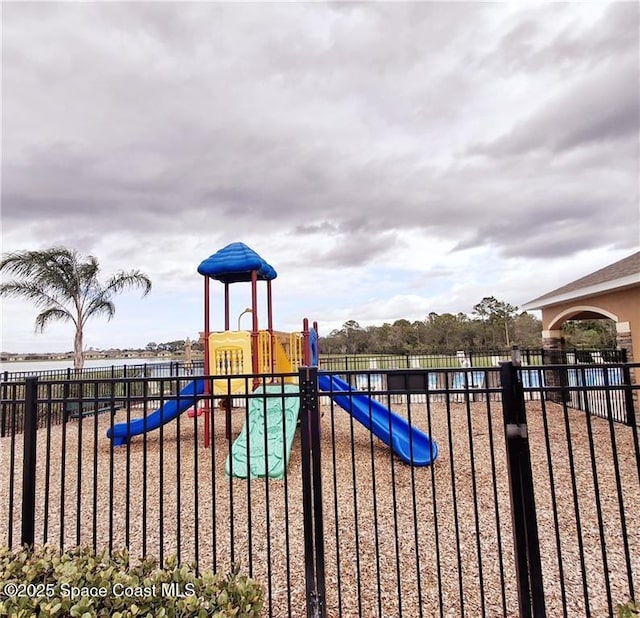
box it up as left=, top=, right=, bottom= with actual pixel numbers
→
left=522, top=251, right=640, bottom=362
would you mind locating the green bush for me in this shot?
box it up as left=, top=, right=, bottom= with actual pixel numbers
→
left=0, top=545, right=263, bottom=618
left=618, top=600, right=640, bottom=618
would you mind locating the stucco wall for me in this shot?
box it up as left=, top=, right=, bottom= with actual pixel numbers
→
left=540, top=286, right=640, bottom=362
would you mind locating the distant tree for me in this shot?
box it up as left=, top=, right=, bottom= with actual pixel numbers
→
left=318, top=321, right=370, bottom=354
left=473, top=296, right=519, bottom=348
left=318, top=328, right=345, bottom=354
left=146, top=342, right=158, bottom=351
left=368, top=322, right=395, bottom=353
left=511, top=312, right=543, bottom=348
left=164, top=340, right=186, bottom=353
left=426, top=312, right=464, bottom=351
left=0, top=247, right=152, bottom=369
left=390, top=319, right=417, bottom=353
left=563, top=319, right=616, bottom=348
left=341, top=320, right=368, bottom=354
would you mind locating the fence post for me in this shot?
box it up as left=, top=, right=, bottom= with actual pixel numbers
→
left=500, top=359, right=546, bottom=618
left=1, top=372, right=8, bottom=438
left=62, top=368, right=71, bottom=422
left=299, top=366, right=326, bottom=618
left=622, top=363, right=637, bottom=427
left=21, top=376, right=39, bottom=547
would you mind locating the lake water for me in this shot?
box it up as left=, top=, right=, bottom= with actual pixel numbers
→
left=0, top=357, right=176, bottom=374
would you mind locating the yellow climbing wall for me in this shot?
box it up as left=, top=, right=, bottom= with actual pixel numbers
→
left=208, top=331, right=252, bottom=395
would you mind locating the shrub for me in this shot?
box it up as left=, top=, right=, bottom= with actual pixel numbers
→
left=618, top=600, right=640, bottom=618
left=0, top=545, right=263, bottom=617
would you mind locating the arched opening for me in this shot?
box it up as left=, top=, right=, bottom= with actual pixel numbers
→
left=541, top=306, right=629, bottom=403
left=547, top=305, right=619, bottom=330
left=547, top=306, right=618, bottom=351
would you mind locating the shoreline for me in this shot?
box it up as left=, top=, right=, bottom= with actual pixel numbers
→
left=0, top=356, right=203, bottom=374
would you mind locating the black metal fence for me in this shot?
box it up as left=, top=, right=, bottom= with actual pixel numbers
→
left=319, top=348, right=626, bottom=372
left=1, top=362, right=638, bottom=617
left=0, top=362, right=204, bottom=437
left=321, top=348, right=632, bottom=424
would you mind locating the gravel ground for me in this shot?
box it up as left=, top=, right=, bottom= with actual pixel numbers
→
left=1, top=396, right=639, bottom=617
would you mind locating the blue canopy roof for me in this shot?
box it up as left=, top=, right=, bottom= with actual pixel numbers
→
left=197, top=242, right=277, bottom=283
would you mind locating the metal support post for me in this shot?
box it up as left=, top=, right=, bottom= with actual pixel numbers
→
left=501, top=360, right=546, bottom=617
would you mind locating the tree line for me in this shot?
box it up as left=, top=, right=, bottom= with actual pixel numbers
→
left=318, top=296, right=616, bottom=355
left=145, top=339, right=204, bottom=353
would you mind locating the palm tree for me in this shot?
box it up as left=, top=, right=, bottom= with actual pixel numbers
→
left=0, top=247, right=152, bottom=369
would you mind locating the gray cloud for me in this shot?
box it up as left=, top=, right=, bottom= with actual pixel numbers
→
left=481, top=3, right=638, bottom=75
left=309, top=230, right=404, bottom=269
left=470, top=55, right=639, bottom=157
left=2, top=1, right=638, bottom=272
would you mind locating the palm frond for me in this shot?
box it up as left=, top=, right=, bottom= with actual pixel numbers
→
left=77, top=255, right=101, bottom=302
left=78, top=255, right=100, bottom=282
left=0, top=248, right=80, bottom=302
left=83, top=298, right=116, bottom=323
left=0, top=249, right=54, bottom=277
left=104, top=270, right=152, bottom=297
left=0, top=280, right=67, bottom=311
left=1, top=247, right=69, bottom=276
left=34, top=308, right=74, bottom=332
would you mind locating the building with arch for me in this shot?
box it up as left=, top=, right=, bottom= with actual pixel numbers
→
left=522, top=251, right=639, bottom=362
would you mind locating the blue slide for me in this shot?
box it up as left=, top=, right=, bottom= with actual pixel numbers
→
left=107, top=379, right=206, bottom=446
left=318, top=374, right=438, bottom=466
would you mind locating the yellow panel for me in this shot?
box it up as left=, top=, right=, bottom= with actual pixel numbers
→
left=208, top=331, right=252, bottom=395
left=273, top=337, right=293, bottom=375
left=289, top=332, right=304, bottom=371
left=208, top=330, right=301, bottom=389
left=257, top=331, right=272, bottom=373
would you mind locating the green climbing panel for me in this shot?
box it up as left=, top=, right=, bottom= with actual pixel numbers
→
left=225, top=384, right=300, bottom=479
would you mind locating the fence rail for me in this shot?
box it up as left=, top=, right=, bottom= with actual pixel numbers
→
left=1, top=362, right=638, bottom=617
left=319, top=347, right=626, bottom=371
left=1, top=360, right=204, bottom=383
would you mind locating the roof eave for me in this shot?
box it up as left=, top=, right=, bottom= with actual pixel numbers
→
left=522, top=273, right=640, bottom=310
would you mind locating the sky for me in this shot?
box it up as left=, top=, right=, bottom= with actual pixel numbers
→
left=1, top=1, right=639, bottom=354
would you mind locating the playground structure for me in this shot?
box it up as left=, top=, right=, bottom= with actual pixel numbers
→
left=196, top=242, right=315, bottom=446
left=108, top=242, right=438, bottom=476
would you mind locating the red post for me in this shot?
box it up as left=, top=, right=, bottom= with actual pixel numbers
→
left=267, top=280, right=275, bottom=375
left=224, top=281, right=231, bottom=439
left=224, top=283, right=230, bottom=331
left=303, top=318, right=310, bottom=365
left=203, top=276, right=211, bottom=448
left=250, top=270, right=260, bottom=390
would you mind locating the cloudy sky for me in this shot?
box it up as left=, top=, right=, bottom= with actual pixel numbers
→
left=1, top=1, right=639, bottom=354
